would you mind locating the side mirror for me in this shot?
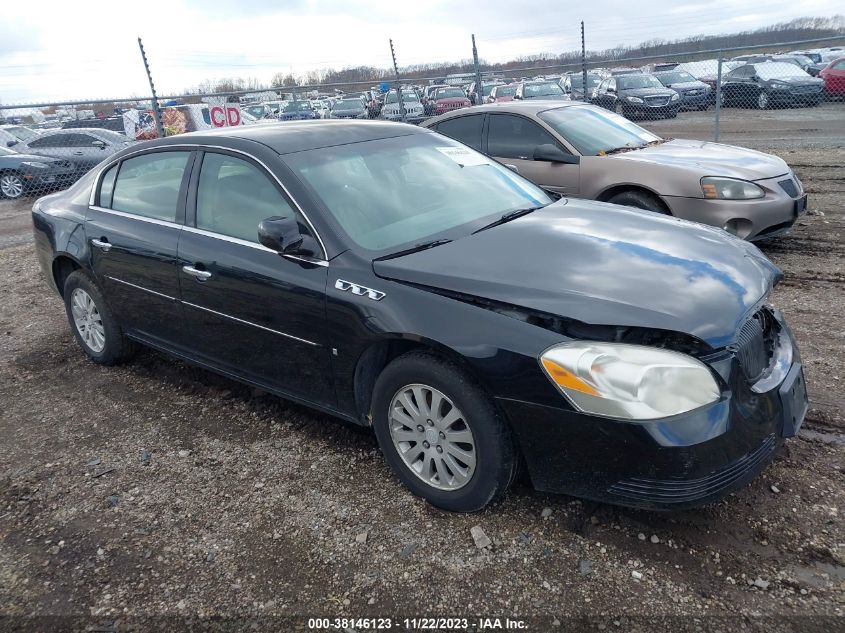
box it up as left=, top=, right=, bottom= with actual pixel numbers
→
left=533, top=143, right=580, bottom=164
left=6, top=140, right=17, bottom=147
left=258, top=216, right=318, bottom=258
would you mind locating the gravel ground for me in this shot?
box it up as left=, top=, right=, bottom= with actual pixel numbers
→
left=0, top=127, right=843, bottom=632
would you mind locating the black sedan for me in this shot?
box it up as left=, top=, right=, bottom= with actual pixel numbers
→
left=0, top=146, right=75, bottom=199
left=721, top=62, right=824, bottom=109
left=593, top=74, right=680, bottom=118
left=32, top=122, right=807, bottom=512
left=653, top=70, right=712, bottom=110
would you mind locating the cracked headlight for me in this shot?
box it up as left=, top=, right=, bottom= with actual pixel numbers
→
left=540, top=342, right=720, bottom=420
left=701, top=176, right=765, bottom=200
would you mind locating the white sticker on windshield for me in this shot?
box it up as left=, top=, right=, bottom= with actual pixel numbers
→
left=436, top=146, right=494, bottom=167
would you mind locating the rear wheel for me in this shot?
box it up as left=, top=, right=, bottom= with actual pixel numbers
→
left=63, top=270, right=136, bottom=365
left=757, top=91, right=770, bottom=110
left=0, top=171, right=25, bottom=199
left=371, top=351, right=517, bottom=512
left=608, top=189, right=670, bottom=214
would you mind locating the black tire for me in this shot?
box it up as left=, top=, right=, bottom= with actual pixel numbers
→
left=607, top=189, right=670, bottom=214
left=757, top=91, right=770, bottom=110
left=0, top=171, right=26, bottom=200
left=63, top=270, right=136, bottom=365
left=371, top=351, right=517, bottom=512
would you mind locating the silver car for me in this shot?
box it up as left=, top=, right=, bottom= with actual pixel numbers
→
left=15, top=128, right=134, bottom=177
left=424, top=102, right=806, bottom=240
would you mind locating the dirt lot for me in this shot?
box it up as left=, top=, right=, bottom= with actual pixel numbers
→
left=0, top=111, right=844, bottom=631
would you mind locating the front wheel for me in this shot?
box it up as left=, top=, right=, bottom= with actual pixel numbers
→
left=757, top=91, right=770, bottom=110
left=63, top=270, right=136, bottom=365
left=371, top=351, right=517, bottom=512
left=0, top=172, right=25, bottom=199
left=608, top=189, right=670, bottom=214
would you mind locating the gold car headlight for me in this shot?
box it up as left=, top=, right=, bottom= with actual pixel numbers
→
left=540, top=342, right=721, bottom=420
left=701, top=177, right=764, bottom=200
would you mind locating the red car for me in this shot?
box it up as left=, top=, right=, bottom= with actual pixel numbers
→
left=819, top=57, right=845, bottom=98
left=486, top=84, right=517, bottom=103
left=431, top=87, right=471, bottom=115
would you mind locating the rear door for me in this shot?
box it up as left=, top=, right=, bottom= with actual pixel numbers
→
left=485, top=113, right=579, bottom=194
left=86, top=149, right=193, bottom=346
left=433, top=113, right=485, bottom=152
left=177, top=149, right=334, bottom=405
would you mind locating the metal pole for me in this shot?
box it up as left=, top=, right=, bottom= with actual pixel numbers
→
left=472, top=34, right=484, bottom=105
left=714, top=52, right=723, bottom=142
left=581, top=22, right=588, bottom=102
left=137, top=37, right=164, bottom=138
left=389, top=39, right=406, bottom=123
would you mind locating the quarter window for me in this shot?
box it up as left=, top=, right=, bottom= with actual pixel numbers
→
left=435, top=115, right=484, bottom=151
left=196, top=153, right=294, bottom=243
left=487, top=115, right=561, bottom=160
left=98, top=164, right=118, bottom=208
left=111, top=151, right=190, bottom=222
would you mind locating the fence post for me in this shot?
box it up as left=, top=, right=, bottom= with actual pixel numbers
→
left=137, top=37, right=164, bottom=138
left=581, top=21, right=588, bottom=102
left=714, top=52, right=723, bottom=142
left=472, top=34, right=484, bottom=105
left=389, top=39, right=406, bottom=123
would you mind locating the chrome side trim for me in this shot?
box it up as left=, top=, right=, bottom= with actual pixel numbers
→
left=87, top=142, right=329, bottom=260
left=106, top=276, right=178, bottom=301
left=182, top=301, right=319, bottom=346
left=335, top=279, right=386, bottom=301
left=180, top=225, right=328, bottom=267
left=89, top=205, right=182, bottom=229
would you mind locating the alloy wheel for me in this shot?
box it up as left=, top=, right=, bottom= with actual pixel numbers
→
left=389, top=384, right=476, bottom=491
left=0, top=173, right=24, bottom=199
left=757, top=92, right=769, bottom=109
left=70, top=288, right=106, bottom=353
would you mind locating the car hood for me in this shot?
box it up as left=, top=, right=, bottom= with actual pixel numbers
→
left=767, top=76, right=823, bottom=85
left=664, top=81, right=709, bottom=90
left=524, top=94, right=570, bottom=100
left=608, top=138, right=790, bottom=180
left=620, top=87, right=677, bottom=98
left=373, top=199, right=781, bottom=348
left=435, top=98, right=470, bottom=105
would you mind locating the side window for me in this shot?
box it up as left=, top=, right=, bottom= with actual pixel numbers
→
left=98, top=163, right=118, bottom=208
left=111, top=151, right=190, bottom=222
left=608, top=79, right=617, bottom=91
left=196, top=153, right=294, bottom=244
left=832, top=60, right=845, bottom=70
left=435, top=115, right=484, bottom=152
left=488, top=115, right=561, bottom=160
left=28, top=135, right=59, bottom=148
left=66, top=134, right=96, bottom=147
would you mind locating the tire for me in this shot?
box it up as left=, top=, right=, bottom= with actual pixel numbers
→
left=0, top=171, right=25, bottom=199
left=666, top=108, right=678, bottom=118
left=63, top=270, right=136, bottom=365
left=371, top=351, right=517, bottom=512
left=607, top=189, right=670, bottom=214
left=757, top=91, right=770, bottom=110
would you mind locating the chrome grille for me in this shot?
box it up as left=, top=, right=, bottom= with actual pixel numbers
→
left=646, top=96, right=670, bottom=106
left=778, top=178, right=798, bottom=198
left=730, top=308, right=776, bottom=382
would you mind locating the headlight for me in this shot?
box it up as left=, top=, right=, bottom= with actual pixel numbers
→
left=21, top=161, right=50, bottom=169
left=772, top=83, right=789, bottom=90
left=701, top=176, right=765, bottom=200
left=671, top=93, right=680, bottom=100
left=627, top=96, right=643, bottom=103
left=539, top=342, right=720, bottom=420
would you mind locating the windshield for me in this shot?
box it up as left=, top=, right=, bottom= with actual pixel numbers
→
left=4, top=126, right=38, bottom=142
left=284, top=102, right=312, bottom=112
left=655, top=71, right=696, bottom=85
left=480, top=84, right=501, bottom=96
left=755, top=62, right=810, bottom=79
left=617, top=75, right=664, bottom=90
left=524, top=82, right=564, bottom=97
left=435, top=88, right=466, bottom=99
left=386, top=92, right=420, bottom=104
left=493, top=86, right=516, bottom=97
left=285, top=134, right=551, bottom=252
left=538, top=105, right=661, bottom=156
left=568, top=75, right=601, bottom=89
left=333, top=99, right=363, bottom=110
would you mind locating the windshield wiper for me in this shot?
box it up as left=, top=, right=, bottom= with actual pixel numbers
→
left=374, top=239, right=453, bottom=261
left=472, top=205, right=547, bottom=234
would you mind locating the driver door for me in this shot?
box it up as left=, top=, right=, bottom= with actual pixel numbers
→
left=484, top=113, right=579, bottom=195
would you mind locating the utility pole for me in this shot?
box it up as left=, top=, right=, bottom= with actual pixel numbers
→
left=581, top=22, right=588, bottom=102
left=389, top=39, right=406, bottom=123
left=472, top=34, right=484, bottom=105
left=137, top=37, right=164, bottom=138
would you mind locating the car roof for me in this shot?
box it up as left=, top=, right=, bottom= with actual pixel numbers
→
left=152, top=120, right=429, bottom=155
left=423, top=101, right=591, bottom=125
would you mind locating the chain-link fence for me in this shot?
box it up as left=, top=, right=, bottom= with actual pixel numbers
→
left=1, top=37, right=843, bottom=201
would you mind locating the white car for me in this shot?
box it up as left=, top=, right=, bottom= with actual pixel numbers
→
left=380, top=90, right=425, bottom=121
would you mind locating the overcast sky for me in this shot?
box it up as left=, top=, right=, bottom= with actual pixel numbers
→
left=0, top=0, right=840, bottom=104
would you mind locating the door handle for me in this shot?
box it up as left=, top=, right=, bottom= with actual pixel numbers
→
left=90, top=238, right=111, bottom=252
left=72, top=151, right=84, bottom=155
left=182, top=265, right=212, bottom=281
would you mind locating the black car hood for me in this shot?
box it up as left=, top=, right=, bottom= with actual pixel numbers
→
left=620, top=87, right=677, bottom=98
left=373, top=200, right=781, bottom=348
left=767, top=76, right=823, bottom=86
left=664, top=81, right=708, bottom=90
